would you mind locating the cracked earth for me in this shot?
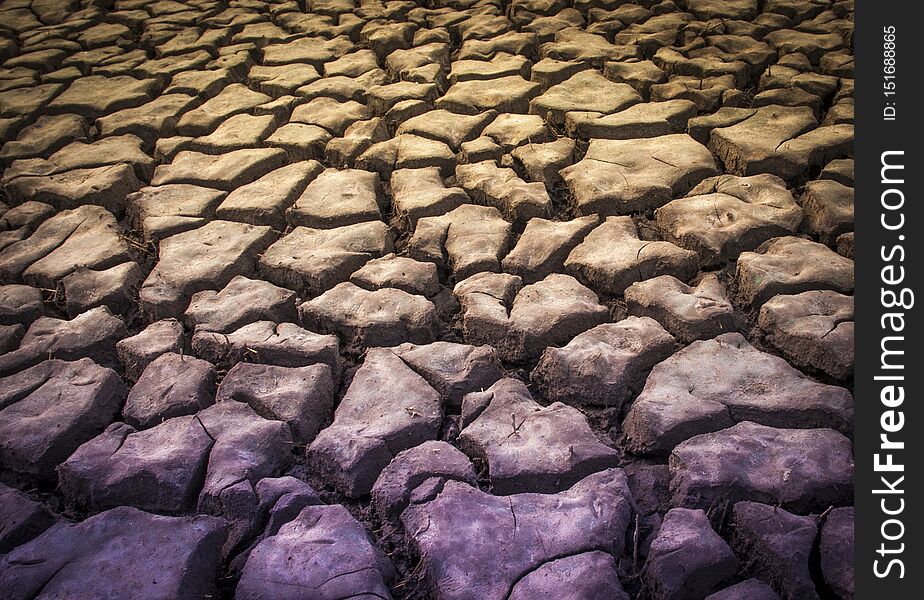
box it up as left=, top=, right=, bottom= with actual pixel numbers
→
left=0, top=0, right=855, bottom=599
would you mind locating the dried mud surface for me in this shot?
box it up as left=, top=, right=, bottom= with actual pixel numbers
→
left=0, top=0, right=855, bottom=599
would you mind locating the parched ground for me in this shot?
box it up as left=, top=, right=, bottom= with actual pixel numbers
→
left=0, top=0, right=855, bottom=599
